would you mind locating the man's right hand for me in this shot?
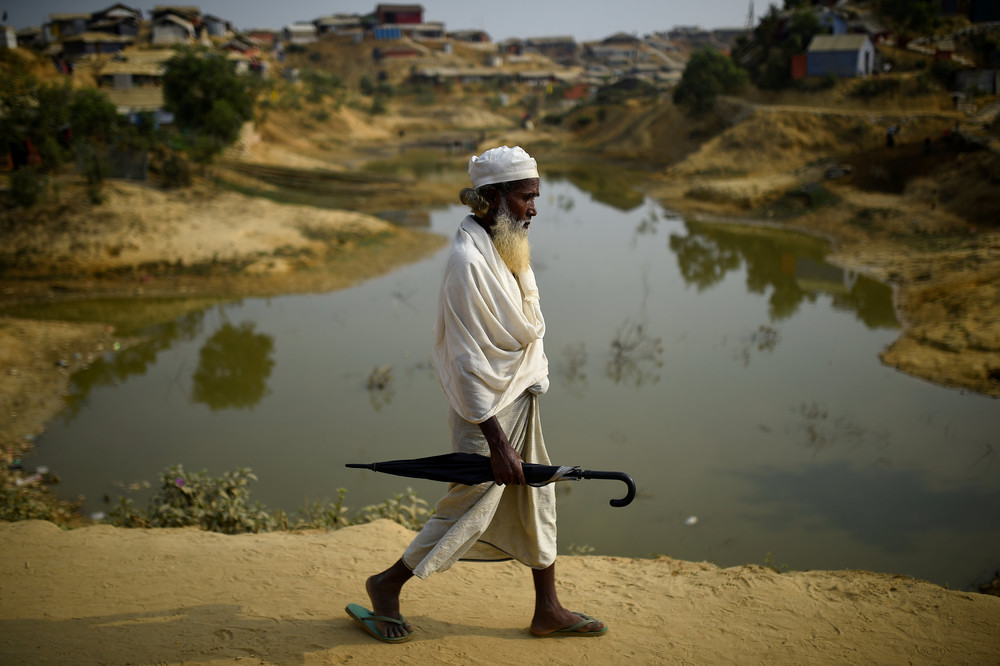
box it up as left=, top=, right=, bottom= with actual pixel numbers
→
left=478, top=416, right=526, bottom=485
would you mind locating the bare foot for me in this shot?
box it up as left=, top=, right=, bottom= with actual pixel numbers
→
left=365, top=568, right=413, bottom=639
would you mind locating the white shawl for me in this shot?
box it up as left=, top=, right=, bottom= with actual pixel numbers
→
left=431, top=216, right=548, bottom=423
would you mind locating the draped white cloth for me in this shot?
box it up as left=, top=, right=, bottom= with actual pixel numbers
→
left=402, top=391, right=557, bottom=578
left=401, top=216, right=557, bottom=579
left=431, top=216, right=549, bottom=424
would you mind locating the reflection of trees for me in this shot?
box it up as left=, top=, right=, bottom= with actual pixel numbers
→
left=61, top=310, right=207, bottom=421
left=791, top=401, right=890, bottom=455
left=669, top=232, right=743, bottom=291
left=736, top=325, right=780, bottom=366
left=556, top=342, right=588, bottom=396
left=366, top=364, right=395, bottom=412
left=191, top=322, right=275, bottom=411
left=831, top=279, right=900, bottom=329
left=543, top=169, right=645, bottom=212
left=606, top=320, right=663, bottom=387
left=669, top=220, right=897, bottom=327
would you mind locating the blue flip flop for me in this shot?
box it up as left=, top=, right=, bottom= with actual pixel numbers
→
left=532, top=611, right=609, bottom=638
left=345, top=603, right=415, bottom=643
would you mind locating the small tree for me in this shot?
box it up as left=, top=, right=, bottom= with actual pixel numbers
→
left=673, top=49, right=748, bottom=115
left=733, top=5, right=820, bottom=91
left=162, top=48, right=255, bottom=159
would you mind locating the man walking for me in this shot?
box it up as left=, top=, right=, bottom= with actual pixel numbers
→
left=347, top=146, right=607, bottom=642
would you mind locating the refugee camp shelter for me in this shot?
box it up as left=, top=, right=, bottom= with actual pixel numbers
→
left=806, top=33, right=875, bottom=78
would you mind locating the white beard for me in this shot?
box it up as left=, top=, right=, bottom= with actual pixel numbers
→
left=491, top=199, right=531, bottom=275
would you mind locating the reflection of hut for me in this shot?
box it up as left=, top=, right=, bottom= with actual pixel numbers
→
left=784, top=255, right=858, bottom=295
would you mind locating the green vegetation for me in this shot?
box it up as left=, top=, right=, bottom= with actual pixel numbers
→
left=878, top=0, right=938, bottom=36
left=672, top=49, right=749, bottom=114
left=732, top=4, right=820, bottom=91
left=1, top=65, right=118, bottom=204
left=2, top=47, right=258, bottom=208
left=107, top=465, right=431, bottom=533
left=0, top=464, right=79, bottom=524
left=1, top=458, right=431, bottom=534
left=162, top=47, right=257, bottom=161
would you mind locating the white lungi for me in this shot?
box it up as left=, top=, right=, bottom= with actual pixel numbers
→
left=401, top=390, right=557, bottom=579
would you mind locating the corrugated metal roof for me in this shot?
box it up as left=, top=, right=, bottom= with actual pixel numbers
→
left=807, top=34, right=870, bottom=52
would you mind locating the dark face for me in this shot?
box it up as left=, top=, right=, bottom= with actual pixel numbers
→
left=486, top=178, right=540, bottom=230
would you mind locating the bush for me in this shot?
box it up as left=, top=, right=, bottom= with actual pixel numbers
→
left=849, top=77, right=901, bottom=99
left=9, top=167, right=46, bottom=207
left=106, top=463, right=432, bottom=534
left=160, top=150, right=193, bottom=188
left=369, top=96, right=388, bottom=115
left=359, top=74, right=375, bottom=95
left=110, top=465, right=275, bottom=534
left=673, top=49, right=749, bottom=114
left=0, top=465, right=78, bottom=523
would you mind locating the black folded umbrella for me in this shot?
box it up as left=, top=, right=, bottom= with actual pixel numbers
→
left=346, top=452, right=636, bottom=507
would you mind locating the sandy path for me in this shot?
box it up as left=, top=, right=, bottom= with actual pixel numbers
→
left=1, top=519, right=997, bottom=665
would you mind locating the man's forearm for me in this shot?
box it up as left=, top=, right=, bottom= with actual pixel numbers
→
left=478, top=415, right=508, bottom=452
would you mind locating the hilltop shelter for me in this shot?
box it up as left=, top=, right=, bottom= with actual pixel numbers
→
left=806, top=34, right=875, bottom=78
left=375, top=4, right=424, bottom=25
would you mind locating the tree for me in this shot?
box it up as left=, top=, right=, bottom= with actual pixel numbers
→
left=162, top=47, right=255, bottom=156
left=673, top=49, right=748, bottom=115
left=878, top=0, right=936, bottom=35
left=68, top=87, right=118, bottom=144
left=733, top=5, right=820, bottom=91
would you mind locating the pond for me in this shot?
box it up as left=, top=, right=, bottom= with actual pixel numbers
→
left=31, top=176, right=1000, bottom=591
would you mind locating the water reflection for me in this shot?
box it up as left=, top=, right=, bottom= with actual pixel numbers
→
left=191, top=321, right=275, bottom=411
left=543, top=163, right=646, bottom=211
left=736, top=461, right=1000, bottom=552
left=607, top=320, right=663, bottom=387
left=667, top=220, right=899, bottom=329
left=61, top=310, right=207, bottom=422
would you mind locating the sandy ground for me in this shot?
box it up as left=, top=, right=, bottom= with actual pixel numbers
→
left=1, top=519, right=998, bottom=665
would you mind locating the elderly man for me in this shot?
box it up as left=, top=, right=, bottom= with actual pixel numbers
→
left=346, top=146, right=607, bottom=642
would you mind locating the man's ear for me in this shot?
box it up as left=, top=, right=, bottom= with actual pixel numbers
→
left=482, top=185, right=502, bottom=210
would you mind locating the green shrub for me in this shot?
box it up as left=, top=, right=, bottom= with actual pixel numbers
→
left=109, top=465, right=275, bottom=534
left=107, top=464, right=431, bottom=534
left=160, top=151, right=193, bottom=188
left=849, top=77, right=901, bottom=99
left=10, top=167, right=46, bottom=207
left=369, top=96, right=388, bottom=115
left=0, top=466, right=78, bottom=523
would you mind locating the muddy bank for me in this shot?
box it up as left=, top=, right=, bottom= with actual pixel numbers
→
left=644, top=107, right=1000, bottom=399
left=0, top=181, right=447, bottom=461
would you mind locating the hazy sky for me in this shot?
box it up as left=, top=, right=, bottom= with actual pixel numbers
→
left=5, top=1, right=766, bottom=42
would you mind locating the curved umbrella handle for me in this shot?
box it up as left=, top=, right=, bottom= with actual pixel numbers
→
left=580, top=470, right=636, bottom=508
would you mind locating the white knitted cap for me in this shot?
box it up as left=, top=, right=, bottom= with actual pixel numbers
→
left=468, top=145, right=538, bottom=189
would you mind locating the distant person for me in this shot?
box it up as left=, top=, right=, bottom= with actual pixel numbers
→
left=886, top=125, right=899, bottom=148
left=347, top=146, right=608, bottom=643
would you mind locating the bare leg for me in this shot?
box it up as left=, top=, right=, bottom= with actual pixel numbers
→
left=529, top=562, right=606, bottom=636
left=365, top=558, right=415, bottom=639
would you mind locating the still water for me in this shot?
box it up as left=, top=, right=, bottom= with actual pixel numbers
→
left=33, top=178, right=999, bottom=590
